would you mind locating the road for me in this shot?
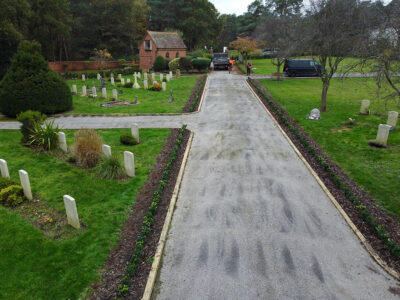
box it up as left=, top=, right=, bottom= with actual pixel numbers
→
left=0, top=72, right=398, bottom=299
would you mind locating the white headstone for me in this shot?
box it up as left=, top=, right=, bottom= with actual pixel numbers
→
left=92, top=87, right=97, bottom=97
left=18, top=170, right=32, bottom=200
left=72, top=84, right=77, bottom=94
left=82, top=85, right=87, bottom=96
left=111, top=77, right=115, bottom=86
left=58, top=132, right=67, bottom=153
left=152, top=73, right=155, bottom=81
left=112, top=89, right=118, bottom=100
left=0, top=159, right=10, bottom=178
left=138, top=72, right=141, bottom=78
left=375, top=124, right=391, bottom=146
left=160, top=74, right=164, bottom=82
left=118, top=74, right=122, bottom=79
left=162, top=82, right=167, bottom=91
left=166, top=74, right=170, bottom=82
left=124, top=151, right=135, bottom=177
left=387, top=111, right=398, bottom=128
left=144, top=80, right=148, bottom=90
left=102, top=87, right=107, bottom=98
left=97, top=73, right=101, bottom=80
left=131, top=123, right=139, bottom=143
left=360, top=99, right=370, bottom=114
left=144, top=72, right=148, bottom=80
left=82, top=74, right=86, bottom=81
left=133, top=76, right=140, bottom=89
left=176, top=69, right=181, bottom=78
left=169, top=71, right=173, bottom=78
left=127, top=78, right=131, bottom=83
left=63, top=195, right=80, bottom=229
left=102, top=144, right=112, bottom=157
left=121, top=78, right=125, bottom=86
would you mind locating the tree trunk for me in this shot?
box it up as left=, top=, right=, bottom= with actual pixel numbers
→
left=321, top=80, right=329, bottom=112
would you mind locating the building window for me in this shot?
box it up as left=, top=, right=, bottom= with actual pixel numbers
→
left=166, top=52, right=170, bottom=58
left=176, top=52, right=180, bottom=58
left=144, top=40, right=151, bottom=51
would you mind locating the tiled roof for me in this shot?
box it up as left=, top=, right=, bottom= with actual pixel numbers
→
left=148, top=31, right=187, bottom=49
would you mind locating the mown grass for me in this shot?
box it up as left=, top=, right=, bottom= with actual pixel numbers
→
left=259, top=77, right=400, bottom=218
left=66, top=75, right=199, bottom=114
left=0, top=128, right=169, bottom=299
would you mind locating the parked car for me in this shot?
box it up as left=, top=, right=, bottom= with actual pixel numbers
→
left=283, top=59, right=321, bottom=77
left=262, top=48, right=279, bottom=57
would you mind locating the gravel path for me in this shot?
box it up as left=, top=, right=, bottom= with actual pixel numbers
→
left=0, top=72, right=398, bottom=299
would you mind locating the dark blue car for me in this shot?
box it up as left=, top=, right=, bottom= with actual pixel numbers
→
left=283, top=59, right=321, bottom=77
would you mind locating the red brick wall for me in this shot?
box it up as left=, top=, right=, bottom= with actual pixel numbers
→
left=48, top=61, right=134, bottom=73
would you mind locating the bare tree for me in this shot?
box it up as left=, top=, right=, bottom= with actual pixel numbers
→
left=305, top=0, right=368, bottom=112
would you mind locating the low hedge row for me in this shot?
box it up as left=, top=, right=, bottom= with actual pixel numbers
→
left=117, top=125, right=187, bottom=296
left=248, top=78, right=400, bottom=258
left=64, top=66, right=140, bottom=79
left=189, top=75, right=207, bottom=112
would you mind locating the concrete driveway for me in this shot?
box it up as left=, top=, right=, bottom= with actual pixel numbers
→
left=0, top=72, right=398, bottom=299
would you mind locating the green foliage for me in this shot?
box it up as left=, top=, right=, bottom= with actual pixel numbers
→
left=64, top=67, right=140, bottom=80
left=168, top=58, right=180, bottom=72
left=0, top=177, right=17, bottom=190
left=29, top=120, right=60, bottom=150
left=95, top=155, right=125, bottom=180
left=0, top=185, right=25, bottom=207
left=120, top=133, right=138, bottom=145
left=124, top=82, right=133, bottom=88
left=0, top=41, right=72, bottom=117
left=192, top=58, right=211, bottom=72
left=149, top=82, right=162, bottom=91
left=74, top=129, right=103, bottom=168
left=189, top=75, right=207, bottom=112
left=16, top=110, right=47, bottom=143
left=153, top=56, right=166, bottom=72
left=179, top=57, right=193, bottom=72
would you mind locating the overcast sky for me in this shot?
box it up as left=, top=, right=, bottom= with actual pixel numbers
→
left=209, top=0, right=391, bottom=15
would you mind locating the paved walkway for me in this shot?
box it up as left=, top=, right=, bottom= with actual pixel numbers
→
left=0, top=73, right=398, bottom=299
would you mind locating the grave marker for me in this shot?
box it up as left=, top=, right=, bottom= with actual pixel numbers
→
left=162, top=82, right=167, bottom=91
left=127, top=78, right=131, bottom=83
left=72, top=84, right=77, bottom=94
left=160, top=74, right=164, bottom=82
left=82, top=74, right=86, bottom=81
left=58, top=132, right=68, bottom=153
left=92, top=87, right=97, bottom=97
left=133, top=77, right=140, bottom=89
left=360, top=99, right=370, bottom=114
left=118, top=74, right=122, bottom=79
left=121, top=78, right=125, bottom=86
left=124, top=151, right=135, bottom=177
left=169, top=71, right=173, bottom=78
left=102, top=144, right=112, bottom=157
left=111, top=77, right=115, bottom=86
left=387, top=111, right=398, bottom=129
left=152, top=73, right=155, bottom=81
left=144, top=80, right=148, bottom=90
left=112, top=89, right=118, bottom=100
left=19, top=170, right=32, bottom=200
left=375, top=124, right=391, bottom=147
left=63, top=195, right=80, bottom=229
left=176, top=69, right=181, bottom=78
left=97, top=73, right=101, bottom=80
left=131, top=123, right=139, bottom=143
left=102, top=88, right=107, bottom=98
left=0, top=159, right=10, bottom=178
left=82, top=85, right=87, bottom=96
left=144, top=72, right=148, bottom=80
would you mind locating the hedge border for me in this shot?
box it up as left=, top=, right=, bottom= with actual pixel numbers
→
left=247, top=77, right=400, bottom=259
left=117, top=125, right=187, bottom=296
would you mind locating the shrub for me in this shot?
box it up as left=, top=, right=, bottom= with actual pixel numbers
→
left=187, top=50, right=203, bottom=59
left=0, top=41, right=72, bottom=117
left=124, top=82, right=133, bottom=88
left=74, top=129, right=103, bottom=168
left=120, top=133, right=139, bottom=145
left=153, top=56, right=166, bottom=72
left=0, top=177, right=17, bottom=190
left=29, top=120, right=60, bottom=150
left=95, top=155, right=125, bottom=180
left=16, top=110, right=47, bottom=143
left=149, top=83, right=162, bottom=91
left=192, top=58, right=211, bottom=72
left=168, top=58, right=180, bottom=72
left=0, top=185, right=25, bottom=207
left=179, top=57, right=193, bottom=72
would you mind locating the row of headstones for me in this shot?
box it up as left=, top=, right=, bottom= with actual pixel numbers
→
left=360, top=100, right=399, bottom=147
left=81, top=71, right=175, bottom=84
left=0, top=124, right=140, bottom=230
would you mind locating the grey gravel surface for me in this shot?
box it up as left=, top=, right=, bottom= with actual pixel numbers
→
left=0, top=72, right=399, bottom=299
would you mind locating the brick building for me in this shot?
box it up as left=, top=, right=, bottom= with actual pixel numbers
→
left=139, top=31, right=187, bottom=71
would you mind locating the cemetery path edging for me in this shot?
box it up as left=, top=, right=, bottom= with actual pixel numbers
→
left=142, top=131, right=194, bottom=300
left=245, top=79, right=400, bottom=282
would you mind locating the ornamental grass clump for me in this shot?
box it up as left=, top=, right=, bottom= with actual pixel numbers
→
left=29, top=120, right=60, bottom=150
left=95, top=155, right=125, bottom=180
left=120, top=133, right=138, bottom=145
left=74, top=129, right=103, bottom=168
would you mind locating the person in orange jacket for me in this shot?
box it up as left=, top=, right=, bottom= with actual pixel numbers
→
left=228, top=58, right=235, bottom=73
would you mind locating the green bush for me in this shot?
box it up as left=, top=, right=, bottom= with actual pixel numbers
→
left=192, top=58, right=211, bottom=72
left=120, top=133, right=138, bottom=145
left=124, top=82, right=133, bottom=88
left=168, top=58, right=180, bottom=72
left=179, top=57, right=193, bottom=72
left=29, top=120, right=60, bottom=150
left=0, top=41, right=72, bottom=117
left=0, top=185, right=25, bottom=207
left=0, top=177, right=17, bottom=190
left=149, top=83, right=162, bottom=92
left=16, top=110, right=47, bottom=143
left=153, top=56, right=166, bottom=72
left=95, top=155, right=125, bottom=180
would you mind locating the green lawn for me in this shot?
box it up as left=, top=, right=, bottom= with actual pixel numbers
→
left=66, top=75, right=199, bottom=114
left=0, top=128, right=169, bottom=299
left=259, top=77, right=400, bottom=218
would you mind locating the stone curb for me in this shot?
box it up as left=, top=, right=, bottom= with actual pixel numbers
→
left=141, top=131, right=194, bottom=300
left=245, top=80, right=400, bottom=281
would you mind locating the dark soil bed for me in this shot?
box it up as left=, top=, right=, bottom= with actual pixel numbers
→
left=91, top=128, right=190, bottom=299
left=182, top=75, right=207, bottom=113
left=248, top=78, right=400, bottom=276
